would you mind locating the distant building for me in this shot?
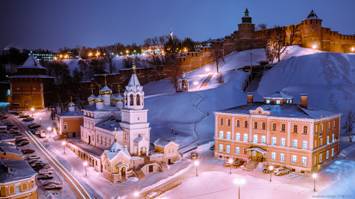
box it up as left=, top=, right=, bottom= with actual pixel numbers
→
left=214, top=92, right=341, bottom=173
left=0, top=159, right=37, bottom=199
left=8, top=55, right=54, bottom=110
left=30, top=51, right=55, bottom=62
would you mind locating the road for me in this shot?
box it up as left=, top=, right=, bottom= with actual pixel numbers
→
left=9, top=115, right=92, bottom=199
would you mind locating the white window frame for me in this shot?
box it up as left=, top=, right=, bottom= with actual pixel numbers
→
left=218, top=144, right=223, bottom=153
left=271, top=137, right=277, bottom=146
left=226, top=131, right=231, bottom=140
left=281, top=138, right=286, bottom=147
left=280, top=153, right=285, bottom=162
left=302, top=140, right=308, bottom=149
left=261, top=135, right=266, bottom=144
left=301, top=156, right=307, bottom=167
left=291, top=155, right=297, bottom=163
left=253, top=135, right=258, bottom=144
left=271, top=152, right=276, bottom=160
left=226, top=144, right=231, bottom=154
left=292, top=139, right=298, bottom=148
left=219, top=131, right=224, bottom=139
left=235, top=146, right=240, bottom=154
left=236, top=133, right=241, bottom=141
left=243, top=134, right=248, bottom=142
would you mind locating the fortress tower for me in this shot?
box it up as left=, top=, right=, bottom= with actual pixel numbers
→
left=300, top=10, right=323, bottom=50
left=237, top=8, right=255, bottom=40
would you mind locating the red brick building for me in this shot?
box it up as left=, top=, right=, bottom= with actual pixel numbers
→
left=214, top=92, right=340, bottom=173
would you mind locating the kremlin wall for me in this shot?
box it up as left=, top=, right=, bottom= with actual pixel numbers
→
left=177, top=9, right=355, bottom=72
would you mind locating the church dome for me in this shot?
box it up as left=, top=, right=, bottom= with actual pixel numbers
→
left=111, top=93, right=123, bottom=102
left=99, top=85, right=112, bottom=95
left=88, top=94, right=96, bottom=103
left=95, top=96, right=104, bottom=102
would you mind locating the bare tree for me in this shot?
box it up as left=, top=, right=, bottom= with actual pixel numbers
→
left=266, top=25, right=298, bottom=63
left=211, top=41, right=225, bottom=83
left=345, top=111, right=354, bottom=142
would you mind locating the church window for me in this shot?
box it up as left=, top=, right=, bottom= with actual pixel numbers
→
left=136, top=94, right=140, bottom=105
left=130, top=94, right=134, bottom=106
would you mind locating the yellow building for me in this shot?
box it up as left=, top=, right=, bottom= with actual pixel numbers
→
left=57, top=101, right=83, bottom=138
left=0, top=160, right=37, bottom=199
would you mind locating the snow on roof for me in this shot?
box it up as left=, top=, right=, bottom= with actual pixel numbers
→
left=18, top=55, right=46, bottom=70
left=0, top=142, right=22, bottom=156
left=0, top=159, right=36, bottom=183
left=95, top=116, right=122, bottom=132
left=264, top=91, right=293, bottom=99
left=128, top=73, right=141, bottom=87
left=222, top=102, right=337, bottom=119
left=154, top=138, right=178, bottom=147
left=58, top=110, right=83, bottom=117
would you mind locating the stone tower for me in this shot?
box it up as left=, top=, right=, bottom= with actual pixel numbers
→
left=300, top=10, right=323, bottom=50
left=120, top=65, right=150, bottom=156
left=237, top=8, right=255, bottom=40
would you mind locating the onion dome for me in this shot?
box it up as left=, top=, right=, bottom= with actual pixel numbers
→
left=88, top=94, right=96, bottom=103
left=112, top=93, right=123, bottom=102
left=99, top=85, right=112, bottom=95
left=95, top=96, right=104, bottom=102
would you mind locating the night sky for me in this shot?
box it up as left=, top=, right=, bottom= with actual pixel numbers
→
left=1, top=0, right=354, bottom=50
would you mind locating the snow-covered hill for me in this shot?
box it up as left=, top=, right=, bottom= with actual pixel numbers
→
left=257, top=51, right=355, bottom=123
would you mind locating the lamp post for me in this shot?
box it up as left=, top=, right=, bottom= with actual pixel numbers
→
left=351, top=47, right=355, bottom=53
left=61, top=140, right=67, bottom=154
left=312, top=173, right=318, bottom=192
left=268, top=165, right=274, bottom=182
left=133, top=190, right=140, bottom=198
left=228, top=158, right=233, bottom=175
left=233, top=178, right=246, bottom=199
left=194, top=160, right=200, bottom=177
left=83, top=161, right=88, bottom=176
left=30, top=107, right=35, bottom=117
left=312, top=44, right=318, bottom=50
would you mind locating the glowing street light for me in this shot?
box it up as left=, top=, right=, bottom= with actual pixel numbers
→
left=83, top=161, right=88, bottom=176
left=194, top=160, right=200, bottom=177
left=193, top=81, right=199, bottom=86
left=351, top=47, right=355, bottom=52
left=312, top=44, right=318, bottom=50
left=233, top=178, right=246, bottom=199
left=228, top=158, right=233, bottom=175
left=30, top=107, right=35, bottom=117
left=61, top=140, right=67, bottom=154
left=88, top=52, right=93, bottom=57
left=205, top=67, right=210, bottom=73
left=133, top=190, right=140, bottom=198
left=312, top=173, right=318, bottom=192
left=268, top=165, right=274, bottom=182
left=47, top=126, right=52, bottom=132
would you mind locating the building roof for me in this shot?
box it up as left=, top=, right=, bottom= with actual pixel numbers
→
left=0, top=159, right=36, bottom=183
left=95, top=116, right=122, bottom=132
left=0, top=142, right=22, bottom=156
left=220, top=102, right=337, bottom=119
left=67, top=138, right=103, bottom=157
left=154, top=138, right=178, bottom=147
left=8, top=75, right=54, bottom=79
left=58, top=111, right=83, bottom=117
left=82, top=104, right=120, bottom=112
left=17, top=55, right=46, bottom=70
left=0, top=133, right=15, bottom=141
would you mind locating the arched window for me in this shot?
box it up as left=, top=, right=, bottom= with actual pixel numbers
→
left=130, top=94, right=134, bottom=106
left=125, top=96, right=128, bottom=105
left=136, top=94, right=140, bottom=105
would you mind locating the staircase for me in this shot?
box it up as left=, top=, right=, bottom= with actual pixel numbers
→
left=243, top=160, right=259, bottom=171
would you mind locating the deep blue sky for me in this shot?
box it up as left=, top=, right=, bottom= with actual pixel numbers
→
left=1, top=0, right=354, bottom=50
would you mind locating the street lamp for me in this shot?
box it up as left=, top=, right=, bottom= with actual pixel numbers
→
left=133, top=190, right=140, bottom=198
left=351, top=47, right=355, bottom=53
left=312, top=44, right=318, bottom=50
left=194, top=160, right=200, bottom=177
left=83, top=161, right=88, bottom=177
left=61, top=140, right=67, bottom=154
left=228, top=158, right=233, bottom=175
left=233, top=178, right=246, bottom=199
left=268, top=165, right=274, bottom=182
left=312, top=173, right=318, bottom=192
left=47, top=126, right=52, bottom=132
left=30, top=107, right=35, bottom=117
left=205, top=67, right=210, bottom=73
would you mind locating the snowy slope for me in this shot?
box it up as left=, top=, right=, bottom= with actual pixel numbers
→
left=257, top=51, right=355, bottom=126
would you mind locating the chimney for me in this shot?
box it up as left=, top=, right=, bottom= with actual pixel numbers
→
left=247, top=93, right=253, bottom=104
left=300, top=94, right=308, bottom=108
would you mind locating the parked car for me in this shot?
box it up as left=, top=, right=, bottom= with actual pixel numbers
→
left=43, top=183, right=63, bottom=190
left=37, top=173, right=54, bottom=180
left=23, top=117, right=34, bottom=122
left=39, top=168, right=54, bottom=175
left=28, top=123, right=41, bottom=129
left=16, top=140, right=29, bottom=146
left=19, top=114, right=30, bottom=119
left=274, top=168, right=291, bottom=176
left=21, top=149, right=35, bottom=154
left=190, top=152, right=199, bottom=160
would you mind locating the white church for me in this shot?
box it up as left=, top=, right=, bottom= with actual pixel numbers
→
left=58, top=67, right=181, bottom=183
